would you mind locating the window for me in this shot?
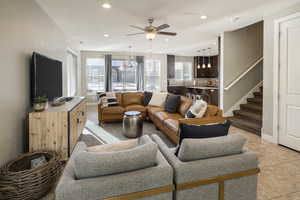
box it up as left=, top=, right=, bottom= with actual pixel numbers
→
left=67, top=51, right=78, bottom=96
left=145, top=60, right=160, bottom=91
left=86, top=58, right=105, bottom=92
left=175, top=62, right=193, bottom=80
left=112, top=59, right=137, bottom=91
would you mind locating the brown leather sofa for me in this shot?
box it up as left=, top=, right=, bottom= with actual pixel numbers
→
left=98, top=92, right=224, bottom=144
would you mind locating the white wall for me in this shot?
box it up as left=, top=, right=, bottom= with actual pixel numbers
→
left=223, top=22, right=263, bottom=112
left=0, top=0, right=77, bottom=166
left=263, top=3, right=300, bottom=137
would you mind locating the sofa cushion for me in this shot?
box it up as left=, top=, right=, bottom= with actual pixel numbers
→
left=144, top=91, right=153, bottom=106
left=122, top=93, right=143, bottom=106
left=204, top=105, right=220, bottom=117
left=86, top=139, right=138, bottom=153
left=155, top=112, right=182, bottom=121
left=176, top=120, right=231, bottom=155
left=148, top=92, right=168, bottom=107
left=125, top=104, right=147, bottom=113
left=147, top=106, right=164, bottom=115
left=177, top=97, right=193, bottom=116
left=74, top=135, right=158, bottom=179
left=101, top=106, right=125, bottom=115
left=164, top=119, right=179, bottom=135
left=178, top=135, right=247, bottom=162
left=164, top=95, right=181, bottom=113
left=185, top=100, right=207, bottom=118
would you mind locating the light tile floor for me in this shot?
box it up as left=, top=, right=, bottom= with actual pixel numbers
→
left=42, top=105, right=300, bottom=200
left=230, top=127, right=300, bottom=200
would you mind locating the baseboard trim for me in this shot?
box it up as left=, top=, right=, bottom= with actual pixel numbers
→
left=261, top=129, right=278, bottom=144
left=224, top=81, right=263, bottom=117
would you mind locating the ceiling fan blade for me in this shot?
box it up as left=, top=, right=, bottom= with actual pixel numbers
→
left=129, top=25, right=145, bottom=31
left=157, top=31, right=177, bottom=36
left=156, top=24, right=170, bottom=31
left=126, top=32, right=145, bottom=36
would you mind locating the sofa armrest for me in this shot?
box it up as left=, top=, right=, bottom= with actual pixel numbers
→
left=56, top=148, right=173, bottom=200
left=151, top=135, right=258, bottom=185
left=178, top=116, right=226, bottom=126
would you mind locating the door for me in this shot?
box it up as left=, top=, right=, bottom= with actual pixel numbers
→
left=278, top=16, right=300, bottom=151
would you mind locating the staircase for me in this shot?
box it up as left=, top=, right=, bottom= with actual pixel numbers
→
left=228, top=86, right=263, bottom=136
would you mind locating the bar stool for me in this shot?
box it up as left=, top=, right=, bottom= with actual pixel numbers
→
left=196, top=95, right=202, bottom=100
left=185, top=93, right=191, bottom=99
left=191, top=94, right=196, bottom=101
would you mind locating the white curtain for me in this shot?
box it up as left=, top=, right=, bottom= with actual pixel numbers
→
left=67, top=51, right=78, bottom=96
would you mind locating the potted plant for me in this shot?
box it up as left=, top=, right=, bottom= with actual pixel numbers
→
left=33, top=96, right=48, bottom=112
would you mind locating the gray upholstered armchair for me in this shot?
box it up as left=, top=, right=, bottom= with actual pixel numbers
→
left=55, top=136, right=174, bottom=200
left=151, top=134, right=259, bottom=200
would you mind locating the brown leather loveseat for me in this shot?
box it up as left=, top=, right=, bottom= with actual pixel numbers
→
left=98, top=92, right=224, bottom=144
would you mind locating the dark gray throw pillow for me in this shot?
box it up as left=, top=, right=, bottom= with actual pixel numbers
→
left=144, top=91, right=153, bottom=106
left=175, top=120, right=231, bottom=155
left=164, top=95, right=181, bottom=113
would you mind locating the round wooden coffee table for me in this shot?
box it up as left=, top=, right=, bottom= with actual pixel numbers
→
left=123, top=111, right=143, bottom=138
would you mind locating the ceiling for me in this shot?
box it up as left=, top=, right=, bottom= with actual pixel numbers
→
left=36, top=0, right=299, bottom=56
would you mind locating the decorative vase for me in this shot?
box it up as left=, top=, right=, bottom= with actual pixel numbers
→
left=33, top=102, right=48, bottom=112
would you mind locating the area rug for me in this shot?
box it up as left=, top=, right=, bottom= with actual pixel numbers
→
left=86, top=120, right=175, bottom=148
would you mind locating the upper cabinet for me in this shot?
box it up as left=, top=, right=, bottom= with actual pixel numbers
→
left=194, top=55, right=219, bottom=78
left=167, top=55, right=175, bottom=79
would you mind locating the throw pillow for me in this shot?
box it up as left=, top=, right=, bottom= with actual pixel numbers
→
left=185, top=100, right=207, bottom=118
left=101, top=96, right=119, bottom=107
left=86, top=139, right=138, bottom=152
left=144, top=91, right=153, bottom=106
left=164, top=95, right=181, bottom=113
left=74, top=135, right=158, bottom=179
left=175, top=120, right=231, bottom=155
left=178, top=135, right=246, bottom=162
left=148, top=92, right=168, bottom=107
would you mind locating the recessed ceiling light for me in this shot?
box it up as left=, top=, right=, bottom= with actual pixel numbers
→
left=104, top=34, right=109, bottom=37
left=102, top=3, right=111, bottom=9
left=165, top=38, right=169, bottom=42
left=200, top=15, right=207, bottom=20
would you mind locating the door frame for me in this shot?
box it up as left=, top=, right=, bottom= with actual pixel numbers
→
left=272, top=12, right=300, bottom=144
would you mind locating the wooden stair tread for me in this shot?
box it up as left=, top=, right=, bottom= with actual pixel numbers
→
left=240, top=103, right=262, bottom=112
left=247, top=98, right=263, bottom=104
left=228, top=117, right=261, bottom=135
left=228, top=85, right=263, bottom=136
left=233, top=110, right=262, bottom=122
left=253, top=92, right=262, bottom=97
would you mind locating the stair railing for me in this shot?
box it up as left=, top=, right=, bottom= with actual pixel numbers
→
left=224, top=57, right=263, bottom=91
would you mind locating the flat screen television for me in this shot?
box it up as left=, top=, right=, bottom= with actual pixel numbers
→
left=30, top=52, right=63, bottom=103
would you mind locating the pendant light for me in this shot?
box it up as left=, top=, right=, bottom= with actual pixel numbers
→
left=197, top=56, right=201, bottom=69
left=202, top=49, right=206, bottom=69
left=207, top=47, right=212, bottom=68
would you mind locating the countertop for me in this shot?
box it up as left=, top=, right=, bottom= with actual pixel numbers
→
left=187, top=86, right=219, bottom=90
left=169, top=85, right=219, bottom=90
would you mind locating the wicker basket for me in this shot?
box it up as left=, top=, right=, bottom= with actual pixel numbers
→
left=0, top=151, right=61, bottom=200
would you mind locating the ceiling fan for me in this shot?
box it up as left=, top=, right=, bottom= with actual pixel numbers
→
left=127, top=18, right=177, bottom=40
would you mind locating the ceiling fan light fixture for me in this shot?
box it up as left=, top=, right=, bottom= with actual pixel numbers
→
left=146, top=32, right=156, bottom=40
